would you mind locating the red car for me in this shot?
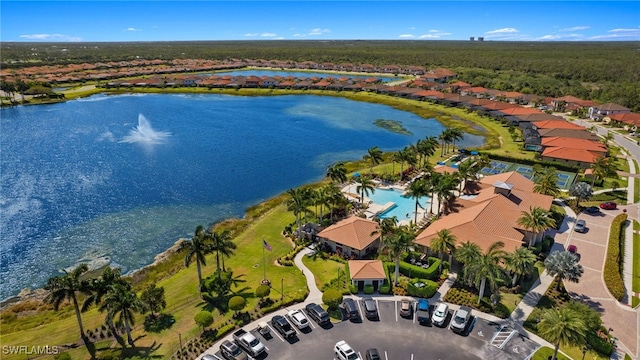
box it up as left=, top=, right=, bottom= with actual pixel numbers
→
left=600, top=202, right=617, bottom=210
left=568, top=245, right=577, bottom=254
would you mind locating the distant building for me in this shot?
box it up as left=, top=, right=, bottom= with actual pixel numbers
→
left=470, top=37, right=475, bottom=41
left=478, top=37, right=485, bottom=42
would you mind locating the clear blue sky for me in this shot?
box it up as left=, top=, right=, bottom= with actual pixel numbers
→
left=1, top=1, right=639, bottom=42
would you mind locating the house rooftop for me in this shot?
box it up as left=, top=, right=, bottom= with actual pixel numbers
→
left=317, top=216, right=379, bottom=251
left=349, top=260, right=386, bottom=280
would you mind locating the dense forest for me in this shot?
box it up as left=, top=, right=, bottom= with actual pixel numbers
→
left=2, top=40, right=639, bottom=110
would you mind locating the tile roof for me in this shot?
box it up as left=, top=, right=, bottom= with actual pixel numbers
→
left=541, top=137, right=606, bottom=152
left=593, top=103, right=630, bottom=112
left=496, top=107, right=543, bottom=116
left=537, top=129, right=599, bottom=140
left=415, top=171, right=552, bottom=253
left=534, top=120, right=585, bottom=130
left=541, top=147, right=604, bottom=163
left=608, top=113, right=640, bottom=126
left=349, top=260, right=386, bottom=280
left=317, top=216, right=379, bottom=250
left=433, top=165, right=459, bottom=174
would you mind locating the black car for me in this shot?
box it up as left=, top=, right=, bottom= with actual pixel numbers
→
left=365, top=348, right=381, bottom=360
left=341, top=298, right=360, bottom=321
left=271, top=315, right=296, bottom=338
left=305, top=302, right=330, bottom=325
left=362, top=297, right=378, bottom=320
left=584, top=206, right=600, bottom=214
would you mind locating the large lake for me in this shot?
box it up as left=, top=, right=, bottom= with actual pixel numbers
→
left=0, top=93, right=484, bottom=299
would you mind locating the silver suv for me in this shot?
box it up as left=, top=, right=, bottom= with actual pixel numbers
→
left=449, top=306, right=472, bottom=334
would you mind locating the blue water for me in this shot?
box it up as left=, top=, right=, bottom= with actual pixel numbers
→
left=210, top=70, right=400, bottom=82
left=367, top=188, right=430, bottom=221
left=0, top=93, right=483, bottom=298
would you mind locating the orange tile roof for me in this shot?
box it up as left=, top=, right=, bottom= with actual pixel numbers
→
left=497, top=107, right=542, bottom=116
left=541, top=147, right=604, bottom=163
left=349, top=260, right=386, bottom=280
left=317, top=216, right=379, bottom=250
left=608, top=113, right=640, bottom=126
left=415, top=171, right=552, bottom=253
left=433, top=165, right=459, bottom=174
left=534, top=120, right=585, bottom=130
left=541, top=137, right=606, bottom=152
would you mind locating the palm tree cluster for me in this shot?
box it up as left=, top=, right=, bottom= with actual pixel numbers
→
left=454, top=241, right=537, bottom=305
left=45, top=263, right=163, bottom=349
left=438, top=128, right=464, bottom=157
left=532, top=166, right=561, bottom=197
left=180, top=225, right=237, bottom=287
left=517, top=206, right=557, bottom=248
left=374, top=217, right=415, bottom=286
left=287, top=183, right=347, bottom=236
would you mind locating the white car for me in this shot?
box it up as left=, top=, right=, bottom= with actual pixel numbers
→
left=335, top=340, right=361, bottom=360
left=431, top=302, right=449, bottom=327
left=287, top=309, right=310, bottom=329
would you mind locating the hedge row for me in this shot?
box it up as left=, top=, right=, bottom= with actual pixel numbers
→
left=406, top=279, right=438, bottom=298
left=603, top=213, right=627, bottom=300
left=398, top=258, right=440, bottom=280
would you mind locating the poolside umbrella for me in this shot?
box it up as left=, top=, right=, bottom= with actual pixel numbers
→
left=470, top=151, right=479, bottom=155
left=353, top=172, right=361, bottom=177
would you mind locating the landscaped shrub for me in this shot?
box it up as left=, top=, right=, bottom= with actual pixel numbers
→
left=406, top=279, right=438, bottom=298
left=363, top=284, right=374, bottom=294
left=541, top=236, right=554, bottom=253
left=378, top=283, right=391, bottom=294
left=397, top=258, right=440, bottom=280
left=322, top=288, right=343, bottom=310
left=604, top=213, right=627, bottom=300
left=586, top=331, right=614, bottom=356
left=194, top=311, right=213, bottom=331
left=349, top=284, right=358, bottom=294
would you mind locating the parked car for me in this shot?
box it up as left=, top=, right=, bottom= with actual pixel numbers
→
left=431, top=302, right=449, bottom=327
left=341, top=298, right=360, bottom=321
left=574, top=219, right=587, bottom=233
left=399, top=298, right=413, bottom=318
left=305, top=302, right=330, bottom=325
left=584, top=206, right=600, bottom=214
left=362, top=297, right=378, bottom=320
left=416, top=299, right=430, bottom=324
left=365, top=348, right=381, bottom=360
left=335, top=340, right=361, bottom=360
left=568, top=244, right=578, bottom=254
left=220, top=340, right=248, bottom=360
left=203, top=355, right=223, bottom=360
left=271, top=315, right=295, bottom=339
left=449, top=306, right=472, bottom=334
left=287, top=309, right=310, bottom=329
left=600, top=201, right=617, bottom=210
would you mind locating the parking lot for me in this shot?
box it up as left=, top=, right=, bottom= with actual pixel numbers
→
left=204, top=297, right=540, bottom=360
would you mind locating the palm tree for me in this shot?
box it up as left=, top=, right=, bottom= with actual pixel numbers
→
left=568, top=182, right=593, bottom=208
left=433, top=172, right=458, bottom=215
left=438, top=130, right=452, bottom=156
left=544, top=251, right=584, bottom=290
left=456, top=160, right=478, bottom=193
left=287, top=187, right=310, bottom=237
left=326, top=162, right=348, bottom=184
left=100, top=283, right=145, bottom=346
left=538, top=306, right=586, bottom=360
left=590, top=156, right=615, bottom=186
left=534, top=169, right=560, bottom=197
left=372, top=216, right=398, bottom=245
left=455, top=241, right=482, bottom=286
left=517, top=206, right=556, bottom=248
left=82, top=266, right=129, bottom=336
left=44, top=263, right=92, bottom=340
left=466, top=241, right=507, bottom=304
left=381, top=230, right=415, bottom=286
left=430, top=229, right=457, bottom=271
left=503, top=247, right=537, bottom=286
left=324, top=184, right=344, bottom=222
left=355, top=175, right=376, bottom=205
left=209, top=229, right=236, bottom=274
left=421, top=136, right=439, bottom=166
left=179, top=225, right=212, bottom=289
left=314, top=186, right=331, bottom=222
left=405, top=178, right=428, bottom=224
left=363, top=146, right=384, bottom=174
left=448, top=128, right=464, bottom=153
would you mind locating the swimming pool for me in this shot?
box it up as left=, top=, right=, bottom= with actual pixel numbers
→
left=368, top=188, right=430, bottom=221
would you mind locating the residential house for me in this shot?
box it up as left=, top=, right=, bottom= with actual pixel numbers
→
left=607, top=113, right=640, bottom=130
left=540, top=137, right=607, bottom=167
left=588, top=103, right=631, bottom=120
left=317, top=216, right=380, bottom=259
left=349, top=260, right=387, bottom=291
left=414, top=172, right=554, bottom=253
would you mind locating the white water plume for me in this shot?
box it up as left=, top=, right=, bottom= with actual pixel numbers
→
left=120, top=114, right=171, bottom=146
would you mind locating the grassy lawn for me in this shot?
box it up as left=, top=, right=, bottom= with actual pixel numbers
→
left=499, top=262, right=544, bottom=315
left=302, top=256, right=347, bottom=290
left=0, top=204, right=307, bottom=360
left=531, top=346, right=571, bottom=360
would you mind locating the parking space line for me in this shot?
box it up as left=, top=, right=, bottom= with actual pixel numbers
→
left=303, top=310, right=316, bottom=329
left=412, top=303, right=417, bottom=324
left=356, top=298, right=365, bottom=319
left=376, top=299, right=381, bottom=321
left=394, top=300, right=398, bottom=322
left=385, top=350, right=389, bottom=360
left=268, top=323, right=285, bottom=342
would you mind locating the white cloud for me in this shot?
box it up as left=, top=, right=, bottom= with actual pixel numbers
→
left=244, top=33, right=259, bottom=37
left=536, top=33, right=585, bottom=41
left=419, top=30, right=451, bottom=39
left=560, top=26, right=590, bottom=32
left=19, top=33, right=81, bottom=42
left=308, top=28, right=330, bottom=35
left=293, top=33, right=304, bottom=37
left=126, top=27, right=140, bottom=32
left=590, top=26, right=640, bottom=40
left=486, top=27, right=518, bottom=34
left=398, top=34, right=416, bottom=39
left=260, top=33, right=277, bottom=37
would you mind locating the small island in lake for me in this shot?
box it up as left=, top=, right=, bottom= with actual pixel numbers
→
left=373, top=119, right=413, bottom=136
